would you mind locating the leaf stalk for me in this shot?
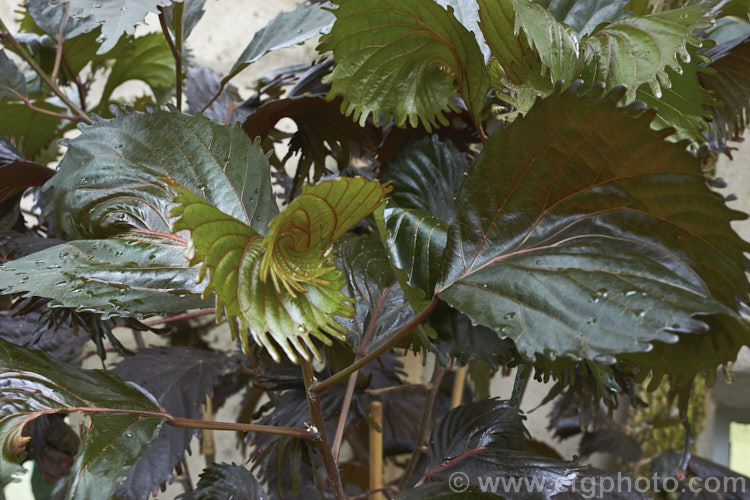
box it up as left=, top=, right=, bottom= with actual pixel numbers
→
left=158, top=7, right=183, bottom=109
left=0, top=15, right=92, bottom=124
left=301, top=358, right=346, bottom=500
left=311, top=294, right=440, bottom=394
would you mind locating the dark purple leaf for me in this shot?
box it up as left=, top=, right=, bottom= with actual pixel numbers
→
left=113, top=347, right=236, bottom=500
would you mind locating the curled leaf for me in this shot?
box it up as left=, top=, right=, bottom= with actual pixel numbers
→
left=172, top=178, right=391, bottom=362
left=260, top=177, right=393, bottom=295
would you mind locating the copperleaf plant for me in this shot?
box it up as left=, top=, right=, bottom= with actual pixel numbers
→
left=0, top=0, right=749, bottom=498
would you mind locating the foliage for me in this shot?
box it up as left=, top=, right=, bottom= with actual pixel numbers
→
left=0, top=0, right=749, bottom=498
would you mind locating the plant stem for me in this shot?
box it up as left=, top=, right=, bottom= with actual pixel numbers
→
left=0, top=16, right=92, bottom=124
left=51, top=5, right=69, bottom=83
left=398, top=361, right=446, bottom=490
left=312, top=295, right=440, bottom=394
left=179, top=459, right=194, bottom=494
left=34, top=406, right=317, bottom=440
left=509, top=364, right=528, bottom=408
left=0, top=87, right=82, bottom=121
left=365, top=383, right=428, bottom=396
left=331, top=370, right=357, bottom=462
left=158, top=7, right=183, bottom=109
left=330, top=292, right=387, bottom=462
left=199, top=82, right=226, bottom=114
left=132, top=329, right=146, bottom=349
left=301, top=359, right=346, bottom=500
left=168, top=417, right=316, bottom=439
left=159, top=4, right=184, bottom=110
left=144, top=308, right=217, bottom=326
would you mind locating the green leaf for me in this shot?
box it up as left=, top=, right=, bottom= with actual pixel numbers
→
left=0, top=101, right=63, bottom=158
left=172, top=177, right=391, bottom=362
left=60, top=0, right=173, bottom=54
left=478, top=0, right=581, bottom=87
left=509, top=0, right=584, bottom=84
left=580, top=6, right=708, bottom=101
left=193, top=463, right=267, bottom=500
left=319, top=0, right=489, bottom=130
left=99, top=33, right=175, bottom=106
left=260, top=177, right=392, bottom=295
left=635, top=61, right=712, bottom=144
left=478, top=0, right=543, bottom=86
left=626, top=0, right=651, bottom=16
left=0, top=338, right=165, bottom=498
left=436, top=84, right=749, bottom=365
left=337, top=234, right=414, bottom=355
left=716, top=0, right=750, bottom=20
left=56, top=30, right=136, bottom=81
left=383, top=208, right=448, bottom=297
left=0, top=238, right=208, bottom=319
left=225, top=2, right=334, bottom=85
left=435, top=0, right=492, bottom=62
left=0, top=50, right=27, bottom=98
left=535, top=0, right=630, bottom=35
left=47, top=108, right=277, bottom=239
left=381, top=135, right=469, bottom=224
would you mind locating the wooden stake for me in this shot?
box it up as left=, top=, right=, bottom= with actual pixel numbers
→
left=201, top=395, right=216, bottom=466
left=369, top=401, right=383, bottom=500
left=451, top=365, right=469, bottom=409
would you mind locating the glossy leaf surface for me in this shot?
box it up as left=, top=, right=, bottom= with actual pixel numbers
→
left=338, top=234, right=414, bottom=355
left=536, top=0, right=630, bottom=35
left=0, top=239, right=208, bottom=318
left=99, top=33, right=175, bottom=106
left=0, top=51, right=27, bottom=98
left=0, top=338, right=165, bottom=499
left=59, top=0, right=173, bottom=53
left=47, top=108, right=277, bottom=239
left=319, top=0, right=489, bottom=130
left=193, top=463, right=267, bottom=500
left=225, top=2, right=334, bottom=84
left=437, top=85, right=749, bottom=364
left=113, top=347, right=233, bottom=498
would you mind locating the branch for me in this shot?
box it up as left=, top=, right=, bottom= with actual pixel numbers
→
left=0, top=86, right=84, bottom=122
left=157, top=6, right=183, bottom=109
left=398, top=361, right=446, bottom=490
left=365, top=383, right=429, bottom=396
left=199, top=81, right=226, bottom=114
left=331, top=370, right=357, bottom=462
left=331, top=292, right=388, bottom=461
left=301, top=359, right=346, bottom=500
left=168, top=417, right=316, bottom=439
left=51, top=4, right=69, bottom=83
left=143, top=308, right=217, bottom=326
left=312, top=294, right=440, bottom=394
left=509, top=364, right=529, bottom=408
left=0, top=15, right=92, bottom=124
left=33, top=406, right=318, bottom=440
